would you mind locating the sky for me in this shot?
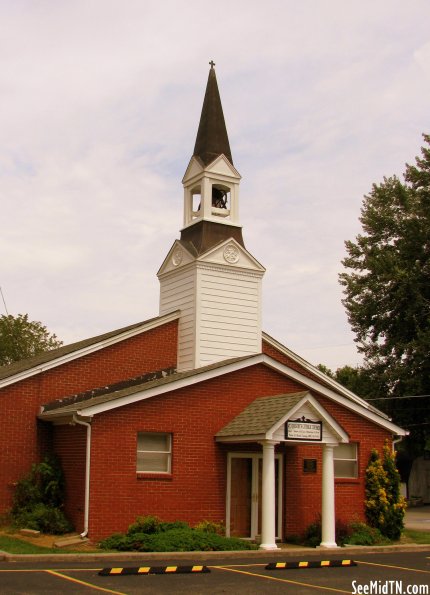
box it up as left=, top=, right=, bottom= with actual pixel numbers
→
left=1, top=0, right=429, bottom=370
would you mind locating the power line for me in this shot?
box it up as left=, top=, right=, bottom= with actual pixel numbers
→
left=0, top=286, right=9, bottom=316
left=366, top=394, right=430, bottom=401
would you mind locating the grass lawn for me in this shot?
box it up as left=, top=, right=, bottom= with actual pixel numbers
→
left=0, top=535, right=60, bottom=554
left=0, top=530, right=100, bottom=554
left=402, top=530, right=430, bottom=545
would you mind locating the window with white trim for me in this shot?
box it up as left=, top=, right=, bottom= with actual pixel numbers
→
left=137, top=432, right=172, bottom=474
left=334, top=443, right=358, bottom=478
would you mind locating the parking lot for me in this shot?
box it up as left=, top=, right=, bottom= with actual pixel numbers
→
left=1, top=549, right=429, bottom=594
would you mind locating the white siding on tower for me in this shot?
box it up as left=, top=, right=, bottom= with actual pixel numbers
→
left=158, top=238, right=265, bottom=371
left=196, top=266, right=262, bottom=366
left=159, top=267, right=196, bottom=371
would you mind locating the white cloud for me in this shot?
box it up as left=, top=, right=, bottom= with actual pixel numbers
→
left=1, top=0, right=429, bottom=370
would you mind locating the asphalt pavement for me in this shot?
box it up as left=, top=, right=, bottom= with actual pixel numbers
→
left=1, top=549, right=429, bottom=594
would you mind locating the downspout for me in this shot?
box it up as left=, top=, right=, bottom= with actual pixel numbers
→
left=73, top=414, right=92, bottom=539
left=392, top=436, right=403, bottom=452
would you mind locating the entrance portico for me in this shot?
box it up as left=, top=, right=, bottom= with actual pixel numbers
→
left=216, top=391, right=349, bottom=549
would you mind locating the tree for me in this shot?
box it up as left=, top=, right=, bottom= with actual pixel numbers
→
left=317, top=363, right=381, bottom=400
left=0, top=314, right=63, bottom=366
left=339, top=134, right=430, bottom=450
left=364, top=444, right=406, bottom=540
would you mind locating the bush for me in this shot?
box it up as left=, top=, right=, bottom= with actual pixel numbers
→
left=365, top=443, right=406, bottom=540
left=127, top=515, right=161, bottom=535
left=13, top=503, right=73, bottom=534
left=303, top=516, right=350, bottom=547
left=303, top=519, right=322, bottom=548
left=11, top=455, right=73, bottom=534
left=194, top=519, right=225, bottom=535
left=159, top=520, right=189, bottom=532
left=346, top=522, right=388, bottom=546
left=99, top=515, right=256, bottom=552
left=96, top=533, right=131, bottom=551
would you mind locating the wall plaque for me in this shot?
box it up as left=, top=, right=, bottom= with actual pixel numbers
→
left=285, top=416, right=322, bottom=441
left=303, top=459, right=317, bottom=473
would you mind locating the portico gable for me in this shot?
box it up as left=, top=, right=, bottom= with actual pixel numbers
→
left=216, top=391, right=349, bottom=549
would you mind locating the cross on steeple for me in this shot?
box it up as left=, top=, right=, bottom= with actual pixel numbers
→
left=209, top=60, right=215, bottom=69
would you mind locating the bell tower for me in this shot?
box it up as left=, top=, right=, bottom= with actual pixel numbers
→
left=158, top=63, right=265, bottom=371
left=181, top=62, right=244, bottom=253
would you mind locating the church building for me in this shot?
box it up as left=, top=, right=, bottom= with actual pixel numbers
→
left=0, top=65, right=406, bottom=549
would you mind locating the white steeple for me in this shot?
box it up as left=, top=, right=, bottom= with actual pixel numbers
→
left=158, top=64, right=265, bottom=371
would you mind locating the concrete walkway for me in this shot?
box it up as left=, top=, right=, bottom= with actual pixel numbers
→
left=404, top=505, right=430, bottom=531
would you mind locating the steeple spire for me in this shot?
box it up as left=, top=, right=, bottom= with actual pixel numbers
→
left=158, top=62, right=265, bottom=371
left=193, top=62, right=233, bottom=166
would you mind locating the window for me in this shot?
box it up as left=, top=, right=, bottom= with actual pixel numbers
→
left=334, top=443, right=358, bottom=478
left=137, top=432, right=172, bottom=474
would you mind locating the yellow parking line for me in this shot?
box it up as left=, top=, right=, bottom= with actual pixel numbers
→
left=215, top=565, right=351, bottom=593
left=356, top=560, right=430, bottom=575
left=0, top=568, right=101, bottom=572
left=45, top=570, right=128, bottom=595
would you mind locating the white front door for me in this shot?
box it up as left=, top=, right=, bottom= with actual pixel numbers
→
left=227, top=453, right=282, bottom=539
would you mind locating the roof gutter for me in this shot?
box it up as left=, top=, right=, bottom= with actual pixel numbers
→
left=72, top=414, right=92, bottom=539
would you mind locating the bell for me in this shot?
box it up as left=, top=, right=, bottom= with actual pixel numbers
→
left=212, top=187, right=227, bottom=209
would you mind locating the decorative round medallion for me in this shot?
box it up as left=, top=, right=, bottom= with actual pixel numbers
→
left=223, top=244, right=240, bottom=264
left=172, top=247, right=183, bottom=266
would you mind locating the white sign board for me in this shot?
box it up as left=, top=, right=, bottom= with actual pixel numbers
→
left=285, top=419, right=322, bottom=441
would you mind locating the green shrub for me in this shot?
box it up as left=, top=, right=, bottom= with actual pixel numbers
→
left=303, top=519, right=322, bottom=547
left=303, top=517, right=350, bottom=547
left=11, top=456, right=73, bottom=535
left=139, top=528, right=254, bottom=552
left=12, top=503, right=73, bottom=534
left=194, top=519, right=225, bottom=535
left=99, top=518, right=257, bottom=552
left=127, top=515, right=161, bottom=535
left=159, top=520, right=189, bottom=532
left=97, top=533, right=132, bottom=551
left=127, top=516, right=190, bottom=535
left=365, top=444, right=406, bottom=540
left=346, top=522, right=388, bottom=546
left=12, top=455, right=66, bottom=512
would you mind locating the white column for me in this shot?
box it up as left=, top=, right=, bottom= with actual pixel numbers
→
left=320, top=443, right=337, bottom=548
left=259, top=440, right=279, bottom=550
left=202, top=177, right=212, bottom=218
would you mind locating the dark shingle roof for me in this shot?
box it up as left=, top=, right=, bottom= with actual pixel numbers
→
left=216, top=392, right=308, bottom=438
left=0, top=314, right=174, bottom=382
left=193, top=66, right=233, bottom=166
left=39, top=355, right=255, bottom=419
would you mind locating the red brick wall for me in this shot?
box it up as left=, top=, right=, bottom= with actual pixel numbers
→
left=283, top=392, right=392, bottom=538
left=53, top=424, right=87, bottom=532
left=78, top=363, right=392, bottom=541
left=1, top=322, right=395, bottom=544
left=0, top=320, right=178, bottom=513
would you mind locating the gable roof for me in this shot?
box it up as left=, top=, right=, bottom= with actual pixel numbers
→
left=0, top=311, right=180, bottom=388
left=215, top=391, right=349, bottom=443
left=216, top=392, right=307, bottom=438
left=38, top=352, right=407, bottom=436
